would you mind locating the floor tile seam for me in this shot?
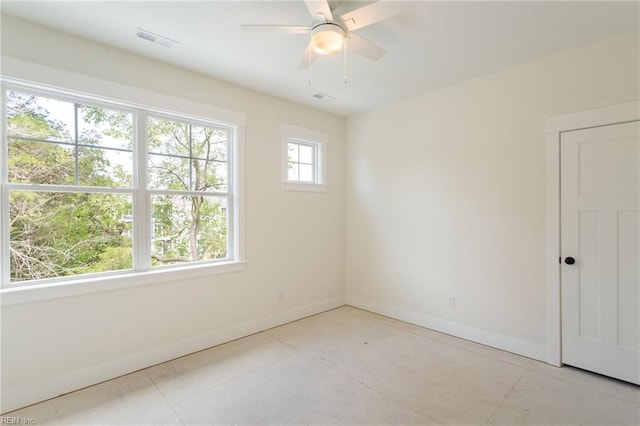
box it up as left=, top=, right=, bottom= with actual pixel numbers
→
left=257, top=306, right=347, bottom=335
left=264, top=330, right=435, bottom=424
left=258, top=330, right=314, bottom=362
left=304, top=351, right=440, bottom=423
left=156, top=355, right=308, bottom=416
left=446, top=346, right=640, bottom=404
left=386, top=325, right=479, bottom=354
left=519, top=367, right=640, bottom=406
left=364, top=313, right=496, bottom=357
left=264, top=314, right=536, bottom=423
left=385, top=324, right=533, bottom=371
left=361, top=309, right=638, bottom=401
left=366, top=315, right=579, bottom=381
left=482, top=367, right=527, bottom=425
left=351, top=308, right=593, bottom=384
left=203, top=329, right=437, bottom=424
left=4, top=370, right=163, bottom=420
left=156, top=354, right=297, bottom=399
left=319, top=361, right=436, bottom=425
left=149, top=332, right=304, bottom=397
left=264, top=327, right=351, bottom=356
left=358, top=309, right=543, bottom=366
left=143, top=368, right=186, bottom=426
left=468, top=351, right=554, bottom=377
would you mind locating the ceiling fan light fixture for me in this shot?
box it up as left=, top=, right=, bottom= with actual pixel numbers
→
left=310, top=24, right=345, bottom=55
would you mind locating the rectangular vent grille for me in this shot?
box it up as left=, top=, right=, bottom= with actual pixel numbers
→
left=313, top=92, right=335, bottom=100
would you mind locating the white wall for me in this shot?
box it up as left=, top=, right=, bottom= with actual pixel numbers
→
left=2, top=12, right=639, bottom=414
left=345, top=33, right=640, bottom=360
left=0, top=15, right=345, bottom=413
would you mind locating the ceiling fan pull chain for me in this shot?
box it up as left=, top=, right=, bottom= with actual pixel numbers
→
left=343, top=37, right=348, bottom=84
left=308, top=47, right=313, bottom=86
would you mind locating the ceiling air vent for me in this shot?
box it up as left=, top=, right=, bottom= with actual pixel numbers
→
left=135, top=28, right=179, bottom=48
left=313, top=92, right=335, bottom=100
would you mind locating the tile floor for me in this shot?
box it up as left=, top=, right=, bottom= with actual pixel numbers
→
left=4, top=306, right=640, bottom=425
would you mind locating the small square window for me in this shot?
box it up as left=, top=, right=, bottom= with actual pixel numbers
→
left=288, top=141, right=316, bottom=182
left=281, top=124, right=327, bottom=192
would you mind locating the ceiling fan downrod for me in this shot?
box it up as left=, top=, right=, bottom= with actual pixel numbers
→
left=343, top=36, right=348, bottom=84
left=308, top=47, right=313, bottom=85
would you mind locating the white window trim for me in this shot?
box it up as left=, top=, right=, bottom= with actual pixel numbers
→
left=281, top=123, right=327, bottom=192
left=0, top=57, right=247, bottom=305
left=0, top=260, right=247, bottom=306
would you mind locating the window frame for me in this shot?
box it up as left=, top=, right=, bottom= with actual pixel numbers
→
left=143, top=112, right=236, bottom=270
left=281, top=123, right=327, bottom=192
left=0, top=76, right=246, bottom=302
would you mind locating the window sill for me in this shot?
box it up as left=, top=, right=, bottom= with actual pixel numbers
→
left=281, top=182, right=327, bottom=192
left=0, top=260, right=247, bottom=306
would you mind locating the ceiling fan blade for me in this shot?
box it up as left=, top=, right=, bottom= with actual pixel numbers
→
left=297, top=45, right=319, bottom=69
left=241, top=25, right=311, bottom=34
left=340, top=1, right=413, bottom=32
left=304, top=0, right=333, bottom=22
left=346, top=33, right=386, bottom=61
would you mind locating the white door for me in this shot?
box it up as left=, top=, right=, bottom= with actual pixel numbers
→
left=561, top=120, right=640, bottom=384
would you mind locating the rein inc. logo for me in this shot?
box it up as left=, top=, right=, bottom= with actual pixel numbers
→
left=1, top=417, right=35, bottom=425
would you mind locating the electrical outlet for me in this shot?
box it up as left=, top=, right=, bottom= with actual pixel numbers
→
left=447, top=295, right=456, bottom=308
left=278, top=289, right=285, bottom=301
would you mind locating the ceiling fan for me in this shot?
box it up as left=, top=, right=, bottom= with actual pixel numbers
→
left=241, top=0, right=412, bottom=69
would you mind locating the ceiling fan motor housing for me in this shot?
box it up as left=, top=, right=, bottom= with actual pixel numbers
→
left=311, top=23, right=345, bottom=55
left=241, top=0, right=411, bottom=66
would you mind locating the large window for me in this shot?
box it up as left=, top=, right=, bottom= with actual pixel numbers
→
left=1, top=85, right=240, bottom=287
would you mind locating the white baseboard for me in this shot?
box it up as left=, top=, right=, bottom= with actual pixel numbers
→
left=1, top=296, right=344, bottom=414
left=346, top=296, right=547, bottom=362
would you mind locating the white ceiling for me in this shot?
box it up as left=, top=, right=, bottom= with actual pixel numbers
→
left=1, top=1, right=638, bottom=116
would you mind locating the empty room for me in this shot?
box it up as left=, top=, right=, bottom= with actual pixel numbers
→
left=0, top=1, right=638, bottom=424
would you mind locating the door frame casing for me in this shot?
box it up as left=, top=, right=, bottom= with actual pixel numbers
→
left=544, top=100, right=640, bottom=366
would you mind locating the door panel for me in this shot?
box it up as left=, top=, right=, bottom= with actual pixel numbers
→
left=577, top=210, right=601, bottom=341
left=561, top=120, right=640, bottom=384
left=579, top=137, right=639, bottom=197
left=618, top=211, right=639, bottom=350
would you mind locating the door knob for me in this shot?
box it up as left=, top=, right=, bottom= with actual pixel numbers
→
left=564, top=257, right=576, bottom=265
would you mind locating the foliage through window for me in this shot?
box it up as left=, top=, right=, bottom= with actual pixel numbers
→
left=287, top=141, right=317, bottom=183
left=147, top=116, right=230, bottom=265
left=2, top=87, right=238, bottom=286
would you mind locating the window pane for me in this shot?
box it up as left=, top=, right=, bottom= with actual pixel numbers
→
left=192, top=158, right=227, bottom=192
left=6, top=91, right=134, bottom=189
left=213, top=162, right=228, bottom=192
left=6, top=90, right=74, bottom=143
left=9, top=191, right=133, bottom=283
left=150, top=195, right=228, bottom=265
left=288, top=162, right=299, bottom=181
left=78, top=105, right=133, bottom=150
left=285, top=137, right=321, bottom=185
left=148, top=153, right=190, bottom=191
left=78, top=147, right=133, bottom=188
left=288, top=143, right=299, bottom=163
left=192, top=125, right=228, bottom=162
left=299, top=164, right=314, bottom=182
left=8, top=139, right=75, bottom=185
left=299, top=144, right=314, bottom=164
left=147, top=117, right=190, bottom=156
left=147, top=118, right=229, bottom=192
